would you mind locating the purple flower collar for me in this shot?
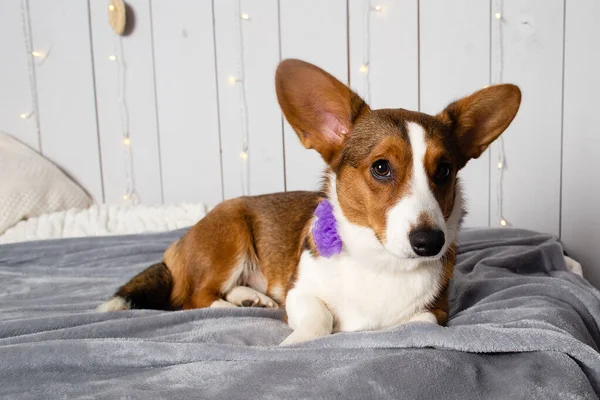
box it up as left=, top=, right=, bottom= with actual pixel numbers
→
left=312, top=200, right=342, bottom=258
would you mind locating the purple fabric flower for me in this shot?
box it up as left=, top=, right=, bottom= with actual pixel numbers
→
left=312, top=199, right=342, bottom=258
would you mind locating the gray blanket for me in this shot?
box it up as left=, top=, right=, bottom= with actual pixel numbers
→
left=1, top=227, right=600, bottom=399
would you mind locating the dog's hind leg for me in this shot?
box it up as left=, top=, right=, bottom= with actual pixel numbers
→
left=225, top=286, right=278, bottom=308
left=210, top=299, right=237, bottom=308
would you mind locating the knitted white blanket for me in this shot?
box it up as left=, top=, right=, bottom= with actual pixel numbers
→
left=0, top=203, right=207, bottom=244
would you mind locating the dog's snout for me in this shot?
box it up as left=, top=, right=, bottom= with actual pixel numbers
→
left=409, top=228, right=445, bottom=257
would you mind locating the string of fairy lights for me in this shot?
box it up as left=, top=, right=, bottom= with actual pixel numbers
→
left=111, top=35, right=138, bottom=204
left=108, top=0, right=138, bottom=204
left=228, top=0, right=251, bottom=196
left=493, top=0, right=508, bottom=227
left=18, top=0, right=43, bottom=150
left=359, top=1, right=382, bottom=104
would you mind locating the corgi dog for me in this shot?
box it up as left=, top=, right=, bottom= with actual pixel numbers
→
left=98, top=59, right=521, bottom=345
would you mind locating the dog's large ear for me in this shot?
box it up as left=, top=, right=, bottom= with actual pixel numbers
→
left=440, top=84, right=521, bottom=168
left=276, top=59, right=368, bottom=164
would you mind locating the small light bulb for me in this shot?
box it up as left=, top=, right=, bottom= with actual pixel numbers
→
left=497, top=162, right=503, bottom=169
left=31, top=51, right=43, bottom=58
left=374, top=5, right=382, bottom=11
left=228, top=76, right=238, bottom=85
left=241, top=13, right=250, bottom=20
left=109, top=55, right=117, bottom=61
left=359, top=64, right=368, bottom=74
left=500, top=219, right=507, bottom=226
left=123, top=137, right=131, bottom=145
left=108, top=4, right=115, bottom=11
left=240, top=151, right=248, bottom=161
left=123, top=194, right=128, bottom=200
left=495, top=12, right=502, bottom=19
left=20, top=112, right=28, bottom=119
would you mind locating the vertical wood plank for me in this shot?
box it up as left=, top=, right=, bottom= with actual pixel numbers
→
left=152, top=0, right=223, bottom=205
left=561, top=0, right=600, bottom=287
left=489, top=0, right=564, bottom=235
left=28, top=0, right=103, bottom=201
left=0, top=0, right=39, bottom=150
left=348, top=0, right=418, bottom=110
left=279, top=0, right=348, bottom=192
left=90, top=0, right=163, bottom=205
left=420, top=0, right=491, bottom=227
left=214, top=0, right=284, bottom=199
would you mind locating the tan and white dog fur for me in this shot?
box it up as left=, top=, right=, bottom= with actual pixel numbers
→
left=98, top=59, right=524, bottom=345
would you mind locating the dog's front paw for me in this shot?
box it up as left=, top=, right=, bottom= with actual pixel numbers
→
left=279, top=330, right=324, bottom=346
left=409, top=311, right=438, bottom=324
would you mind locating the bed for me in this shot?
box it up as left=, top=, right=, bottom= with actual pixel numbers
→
left=1, top=225, right=599, bottom=399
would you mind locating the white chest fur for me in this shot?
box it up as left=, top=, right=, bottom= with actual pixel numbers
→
left=292, top=250, right=444, bottom=332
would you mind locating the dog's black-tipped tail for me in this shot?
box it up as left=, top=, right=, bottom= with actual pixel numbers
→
left=97, top=262, right=174, bottom=312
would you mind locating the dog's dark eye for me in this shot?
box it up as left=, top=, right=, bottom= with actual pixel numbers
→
left=371, top=159, right=391, bottom=180
left=434, top=162, right=452, bottom=184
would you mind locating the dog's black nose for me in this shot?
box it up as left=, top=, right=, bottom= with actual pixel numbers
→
left=409, top=229, right=445, bottom=257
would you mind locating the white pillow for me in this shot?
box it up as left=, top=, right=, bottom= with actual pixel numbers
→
left=0, top=132, right=92, bottom=235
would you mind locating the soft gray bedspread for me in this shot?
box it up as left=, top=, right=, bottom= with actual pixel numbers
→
left=1, top=227, right=600, bottom=399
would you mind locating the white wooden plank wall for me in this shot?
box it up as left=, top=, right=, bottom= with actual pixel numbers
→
left=0, top=0, right=39, bottom=150
left=29, top=0, right=104, bottom=201
left=489, top=0, right=564, bottom=235
left=151, top=0, right=223, bottom=205
left=348, top=0, right=419, bottom=110
left=90, top=0, right=163, bottom=204
left=420, top=0, right=491, bottom=228
left=561, top=0, right=600, bottom=286
left=214, top=0, right=284, bottom=199
left=1, top=0, right=600, bottom=285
